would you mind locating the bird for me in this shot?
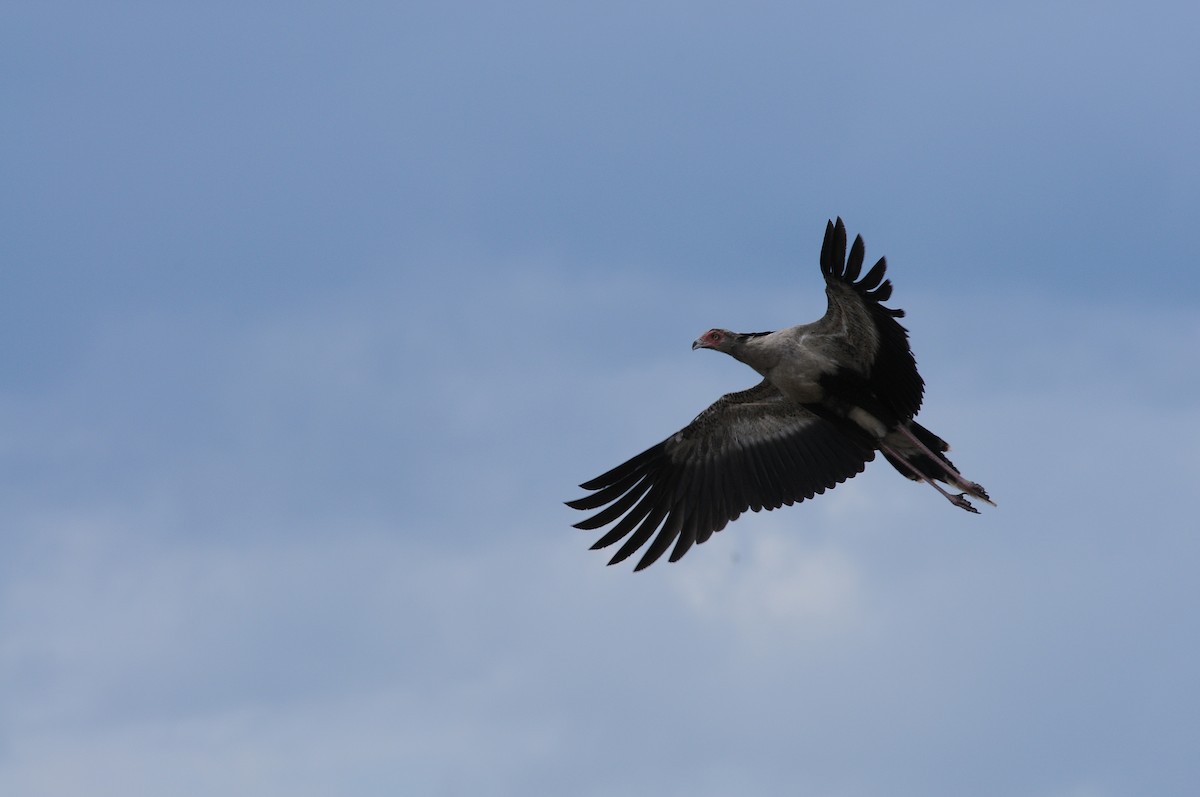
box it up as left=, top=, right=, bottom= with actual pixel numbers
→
left=566, top=217, right=993, bottom=571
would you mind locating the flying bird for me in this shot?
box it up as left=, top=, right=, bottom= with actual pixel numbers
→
left=567, top=218, right=993, bottom=571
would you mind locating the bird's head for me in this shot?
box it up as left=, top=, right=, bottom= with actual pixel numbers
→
left=692, top=328, right=735, bottom=352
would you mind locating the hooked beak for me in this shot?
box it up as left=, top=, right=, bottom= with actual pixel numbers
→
left=691, top=337, right=704, bottom=350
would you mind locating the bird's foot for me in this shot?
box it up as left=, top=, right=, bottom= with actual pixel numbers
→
left=965, top=481, right=995, bottom=506
left=950, top=493, right=980, bottom=514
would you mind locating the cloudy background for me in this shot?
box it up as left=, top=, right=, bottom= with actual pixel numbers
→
left=3, top=2, right=1198, bottom=795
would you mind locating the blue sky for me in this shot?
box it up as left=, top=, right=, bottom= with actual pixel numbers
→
left=3, top=2, right=1199, bottom=795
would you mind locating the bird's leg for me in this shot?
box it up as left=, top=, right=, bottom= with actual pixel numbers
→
left=892, top=424, right=994, bottom=505
left=879, top=441, right=980, bottom=514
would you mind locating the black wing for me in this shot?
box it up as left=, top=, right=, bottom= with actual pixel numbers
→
left=819, top=217, right=925, bottom=424
left=566, top=380, right=876, bottom=571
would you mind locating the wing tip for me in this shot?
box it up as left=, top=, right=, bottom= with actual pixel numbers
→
left=818, top=219, right=905, bottom=317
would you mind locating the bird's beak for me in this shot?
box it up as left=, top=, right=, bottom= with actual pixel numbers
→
left=691, top=338, right=703, bottom=350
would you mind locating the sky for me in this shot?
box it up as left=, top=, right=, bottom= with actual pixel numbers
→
left=2, top=1, right=1199, bottom=795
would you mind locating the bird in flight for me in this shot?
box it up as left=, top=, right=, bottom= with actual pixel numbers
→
left=567, top=218, right=993, bottom=571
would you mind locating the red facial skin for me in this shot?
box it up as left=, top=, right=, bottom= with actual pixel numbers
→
left=693, top=329, right=727, bottom=350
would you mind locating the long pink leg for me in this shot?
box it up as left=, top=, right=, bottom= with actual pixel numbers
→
left=893, top=425, right=994, bottom=505
left=879, top=440, right=980, bottom=513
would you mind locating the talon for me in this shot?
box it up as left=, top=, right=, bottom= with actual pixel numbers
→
left=950, top=493, right=979, bottom=514
left=969, top=482, right=995, bottom=505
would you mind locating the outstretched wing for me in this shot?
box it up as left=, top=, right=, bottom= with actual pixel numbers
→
left=818, top=217, right=925, bottom=424
left=566, top=379, right=876, bottom=571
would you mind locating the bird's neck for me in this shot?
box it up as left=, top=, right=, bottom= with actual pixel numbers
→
left=728, top=332, right=779, bottom=374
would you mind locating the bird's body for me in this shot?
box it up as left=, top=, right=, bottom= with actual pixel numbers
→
left=568, top=218, right=992, bottom=570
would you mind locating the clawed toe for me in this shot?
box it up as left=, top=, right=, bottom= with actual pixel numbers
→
left=950, top=493, right=980, bottom=514
left=968, top=482, right=995, bottom=506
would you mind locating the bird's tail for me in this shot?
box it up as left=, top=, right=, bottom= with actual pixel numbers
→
left=881, top=421, right=993, bottom=510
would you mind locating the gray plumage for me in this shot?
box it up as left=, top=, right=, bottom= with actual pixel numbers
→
left=568, top=218, right=992, bottom=571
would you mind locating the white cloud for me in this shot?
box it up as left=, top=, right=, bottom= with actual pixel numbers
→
left=666, top=524, right=866, bottom=643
